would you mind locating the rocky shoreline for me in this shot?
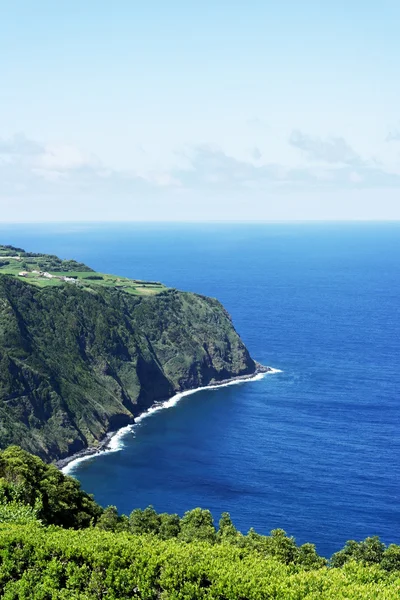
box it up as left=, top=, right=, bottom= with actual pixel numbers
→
left=56, top=363, right=273, bottom=471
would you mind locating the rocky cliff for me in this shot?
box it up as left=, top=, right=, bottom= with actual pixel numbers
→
left=0, top=273, right=258, bottom=462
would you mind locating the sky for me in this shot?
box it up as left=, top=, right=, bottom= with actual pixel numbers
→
left=1, top=0, right=400, bottom=221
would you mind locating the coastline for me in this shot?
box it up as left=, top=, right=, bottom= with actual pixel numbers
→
left=58, top=363, right=281, bottom=474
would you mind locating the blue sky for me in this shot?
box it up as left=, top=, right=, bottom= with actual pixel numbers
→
left=1, top=1, right=400, bottom=221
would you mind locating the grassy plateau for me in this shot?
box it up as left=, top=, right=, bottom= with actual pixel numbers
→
left=0, top=245, right=166, bottom=296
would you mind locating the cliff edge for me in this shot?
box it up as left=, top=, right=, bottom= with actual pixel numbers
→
left=0, top=259, right=259, bottom=462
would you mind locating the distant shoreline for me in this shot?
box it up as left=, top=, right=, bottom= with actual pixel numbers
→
left=58, top=363, right=279, bottom=473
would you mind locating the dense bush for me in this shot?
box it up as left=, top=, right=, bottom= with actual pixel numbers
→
left=0, top=448, right=400, bottom=597
left=0, top=525, right=400, bottom=599
left=0, top=447, right=102, bottom=528
left=0, top=246, right=94, bottom=272
left=0, top=245, right=24, bottom=255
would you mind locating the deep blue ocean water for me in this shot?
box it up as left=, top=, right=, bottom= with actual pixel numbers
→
left=1, top=222, right=399, bottom=557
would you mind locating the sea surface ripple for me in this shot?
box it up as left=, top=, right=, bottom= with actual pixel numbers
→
left=1, top=221, right=399, bottom=557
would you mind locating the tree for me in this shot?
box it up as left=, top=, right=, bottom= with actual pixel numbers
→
left=297, top=543, right=327, bottom=569
left=97, top=506, right=120, bottom=531
left=265, top=529, right=299, bottom=564
left=244, top=528, right=300, bottom=564
left=217, top=512, right=240, bottom=542
left=331, top=536, right=385, bottom=567
left=0, top=446, right=102, bottom=528
left=331, top=540, right=360, bottom=567
left=159, top=513, right=181, bottom=539
left=129, top=505, right=161, bottom=535
left=179, top=508, right=216, bottom=543
left=381, top=544, right=400, bottom=572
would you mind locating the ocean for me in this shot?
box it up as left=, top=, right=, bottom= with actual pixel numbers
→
left=1, top=221, right=399, bottom=557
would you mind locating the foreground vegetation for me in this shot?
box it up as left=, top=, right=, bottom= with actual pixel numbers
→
left=0, top=447, right=400, bottom=598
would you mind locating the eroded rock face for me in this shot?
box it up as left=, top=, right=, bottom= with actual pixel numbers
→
left=0, top=277, right=256, bottom=462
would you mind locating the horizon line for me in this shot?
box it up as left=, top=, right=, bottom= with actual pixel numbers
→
left=1, top=219, right=400, bottom=226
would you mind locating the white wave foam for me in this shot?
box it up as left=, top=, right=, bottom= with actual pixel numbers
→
left=61, top=425, right=135, bottom=475
left=61, top=453, right=96, bottom=474
left=106, top=424, right=134, bottom=451
left=62, top=367, right=281, bottom=475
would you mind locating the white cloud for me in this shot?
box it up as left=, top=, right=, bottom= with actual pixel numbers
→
left=175, top=144, right=400, bottom=190
left=35, top=144, right=101, bottom=173
left=289, top=130, right=363, bottom=165
left=1, top=132, right=400, bottom=223
left=140, top=171, right=182, bottom=187
left=387, top=129, right=400, bottom=142
left=0, top=133, right=43, bottom=156
left=0, top=133, right=155, bottom=202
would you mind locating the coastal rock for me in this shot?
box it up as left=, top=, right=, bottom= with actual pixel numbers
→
left=0, top=276, right=259, bottom=462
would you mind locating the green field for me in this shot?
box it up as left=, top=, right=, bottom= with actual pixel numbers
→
left=0, top=245, right=167, bottom=296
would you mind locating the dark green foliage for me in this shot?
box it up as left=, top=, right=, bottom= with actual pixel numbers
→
left=331, top=536, right=386, bottom=567
left=217, top=511, right=240, bottom=542
left=0, top=447, right=101, bottom=528
left=97, top=505, right=129, bottom=532
left=123, top=505, right=326, bottom=569
left=0, top=245, right=24, bottom=255
left=0, top=274, right=254, bottom=462
left=244, top=527, right=300, bottom=564
left=297, top=542, right=328, bottom=570
left=127, top=505, right=181, bottom=538
left=56, top=259, right=93, bottom=272
left=159, top=512, right=181, bottom=539
left=382, top=545, right=400, bottom=572
left=129, top=505, right=161, bottom=535
left=0, top=245, right=94, bottom=272
left=132, top=279, right=162, bottom=285
left=128, top=506, right=182, bottom=538
left=179, top=508, right=217, bottom=543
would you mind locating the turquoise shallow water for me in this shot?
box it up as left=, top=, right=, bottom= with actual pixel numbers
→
left=1, top=222, right=399, bottom=557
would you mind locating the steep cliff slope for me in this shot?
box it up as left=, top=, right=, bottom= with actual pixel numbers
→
left=0, top=273, right=257, bottom=462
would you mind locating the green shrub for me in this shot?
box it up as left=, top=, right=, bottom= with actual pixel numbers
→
left=0, top=526, right=400, bottom=599
left=0, top=448, right=399, bottom=597
left=0, top=447, right=102, bottom=528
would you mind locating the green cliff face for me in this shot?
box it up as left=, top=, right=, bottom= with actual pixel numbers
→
left=0, top=272, right=256, bottom=462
